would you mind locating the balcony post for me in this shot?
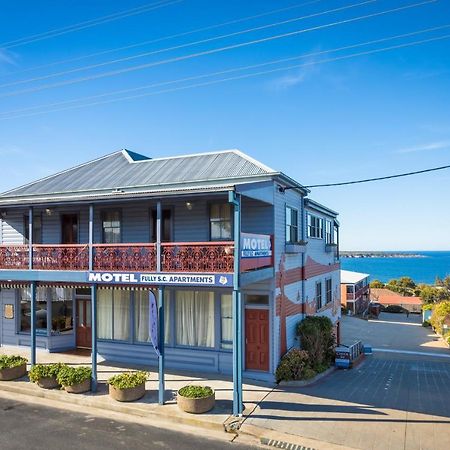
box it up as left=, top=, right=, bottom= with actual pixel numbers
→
left=156, top=200, right=162, bottom=272
left=30, top=281, right=36, bottom=366
left=158, top=286, right=165, bottom=405
left=229, top=191, right=243, bottom=416
left=91, top=284, right=98, bottom=392
left=28, top=207, right=33, bottom=269
left=89, top=205, right=94, bottom=271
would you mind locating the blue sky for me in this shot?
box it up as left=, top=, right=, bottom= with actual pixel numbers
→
left=0, top=0, right=449, bottom=250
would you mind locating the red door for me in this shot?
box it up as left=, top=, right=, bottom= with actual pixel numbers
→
left=76, top=299, right=92, bottom=348
left=245, top=309, right=269, bottom=371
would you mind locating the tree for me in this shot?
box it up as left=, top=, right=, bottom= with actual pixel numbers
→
left=370, top=280, right=384, bottom=289
left=420, top=286, right=450, bottom=304
left=430, top=301, right=450, bottom=335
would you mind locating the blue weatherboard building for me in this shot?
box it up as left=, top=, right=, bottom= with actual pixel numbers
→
left=0, top=149, right=340, bottom=414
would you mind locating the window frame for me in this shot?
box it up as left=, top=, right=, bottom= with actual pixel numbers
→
left=315, top=281, right=323, bottom=311
left=326, top=278, right=332, bottom=304
left=101, top=209, right=122, bottom=244
left=325, top=220, right=333, bottom=244
left=308, top=213, right=324, bottom=239
left=97, top=288, right=131, bottom=342
left=209, top=203, right=233, bottom=241
left=285, top=205, right=299, bottom=244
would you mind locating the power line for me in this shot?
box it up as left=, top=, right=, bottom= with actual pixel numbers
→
left=0, top=0, right=181, bottom=50
left=0, top=0, right=435, bottom=99
left=282, top=164, right=450, bottom=190
left=0, top=0, right=325, bottom=78
left=1, top=24, right=448, bottom=118
left=1, top=30, right=448, bottom=121
left=0, top=0, right=375, bottom=89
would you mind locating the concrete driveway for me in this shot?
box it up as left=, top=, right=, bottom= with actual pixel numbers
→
left=341, top=312, right=449, bottom=356
left=243, top=352, right=450, bottom=450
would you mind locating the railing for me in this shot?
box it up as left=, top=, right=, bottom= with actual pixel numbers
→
left=161, top=242, right=234, bottom=273
left=93, top=244, right=157, bottom=272
left=0, top=242, right=235, bottom=273
left=33, top=244, right=89, bottom=270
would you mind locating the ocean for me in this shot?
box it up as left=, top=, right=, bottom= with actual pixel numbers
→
left=340, top=251, right=450, bottom=284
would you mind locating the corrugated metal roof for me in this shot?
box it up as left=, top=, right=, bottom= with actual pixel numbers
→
left=0, top=149, right=276, bottom=200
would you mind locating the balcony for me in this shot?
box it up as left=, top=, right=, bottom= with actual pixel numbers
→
left=0, top=242, right=235, bottom=273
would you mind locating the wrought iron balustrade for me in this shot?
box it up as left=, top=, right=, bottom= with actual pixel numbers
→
left=93, top=243, right=157, bottom=272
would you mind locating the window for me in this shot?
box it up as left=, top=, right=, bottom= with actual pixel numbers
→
left=285, top=206, right=299, bottom=243
left=315, top=281, right=322, bottom=311
left=245, top=294, right=269, bottom=305
left=308, top=214, right=324, bottom=239
left=346, top=285, right=354, bottom=294
left=210, top=203, right=232, bottom=240
left=134, top=290, right=170, bottom=344
left=175, top=291, right=214, bottom=347
left=221, top=294, right=232, bottom=350
left=23, top=215, right=42, bottom=244
left=98, top=289, right=130, bottom=340
left=326, top=279, right=332, bottom=304
left=151, top=209, right=172, bottom=242
left=325, top=220, right=333, bottom=244
left=102, top=211, right=121, bottom=244
left=19, top=287, right=47, bottom=333
left=50, top=288, right=73, bottom=334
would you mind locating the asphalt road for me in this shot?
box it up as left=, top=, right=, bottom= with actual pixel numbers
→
left=0, top=396, right=253, bottom=450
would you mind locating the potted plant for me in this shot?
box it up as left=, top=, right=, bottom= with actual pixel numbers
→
left=107, top=371, right=147, bottom=402
left=177, top=385, right=215, bottom=414
left=0, top=355, right=28, bottom=381
left=57, top=366, right=91, bottom=394
left=29, top=363, right=66, bottom=389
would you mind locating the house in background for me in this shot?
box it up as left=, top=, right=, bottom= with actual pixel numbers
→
left=0, top=148, right=340, bottom=412
left=370, top=288, right=422, bottom=313
left=340, top=270, right=370, bottom=315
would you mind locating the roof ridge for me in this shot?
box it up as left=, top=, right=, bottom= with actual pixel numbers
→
left=0, top=150, right=126, bottom=197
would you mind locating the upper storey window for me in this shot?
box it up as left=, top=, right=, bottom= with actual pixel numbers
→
left=307, top=214, right=324, bottom=239
left=285, top=206, right=299, bottom=243
left=102, top=210, right=121, bottom=244
left=210, top=203, right=232, bottom=240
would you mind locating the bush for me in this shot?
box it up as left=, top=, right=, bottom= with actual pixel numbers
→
left=422, top=320, right=431, bottom=327
left=107, top=371, right=147, bottom=389
left=29, top=363, right=66, bottom=383
left=297, top=316, right=335, bottom=371
left=422, top=304, right=433, bottom=311
left=275, top=349, right=311, bottom=382
left=370, top=280, right=385, bottom=289
left=57, top=366, right=91, bottom=387
left=178, top=385, right=214, bottom=398
left=0, top=355, right=27, bottom=370
left=430, top=301, right=450, bottom=335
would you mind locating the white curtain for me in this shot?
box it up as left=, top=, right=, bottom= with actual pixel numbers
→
left=135, top=290, right=170, bottom=344
left=98, top=289, right=113, bottom=339
left=176, top=291, right=214, bottom=347
left=221, top=294, right=233, bottom=349
left=113, top=290, right=130, bottom=341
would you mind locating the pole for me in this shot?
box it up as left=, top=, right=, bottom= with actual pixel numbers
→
left=28, top=207, right=33, bottom=269
left=91, top=284, right=97, bottom=392
left=158, top=287, right=165, bottom=405
left=229, top=191, right=242, bottom=416
left=30, top=281, right=36, bottom=366
left=88, top=205, right=94, bottom=271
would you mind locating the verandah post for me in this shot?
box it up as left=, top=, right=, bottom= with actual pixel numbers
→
left=229, top=190, right=243, bottom=416
left=156, top=200, right=165, bottom=404
left=30, top=281, right=36, bottom=366
left=91, top=284, right=97, bottom=392
left=158, top=286, right=165, bottom=405
left=88, top=204, right=94, bottom=271
left=28, top=206, right=33, bottom=269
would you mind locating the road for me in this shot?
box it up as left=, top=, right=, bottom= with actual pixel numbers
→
left=0, top=396, right=254, bottom=450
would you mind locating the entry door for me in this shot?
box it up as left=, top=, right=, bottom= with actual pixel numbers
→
left=61, top=214, right=79, bottom=244
left=76, top=299, right=92, bottom=348
left=245, top=309, right=269, bottom=371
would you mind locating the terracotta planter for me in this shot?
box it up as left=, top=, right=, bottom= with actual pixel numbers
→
left=109, top=383, right=145, bottom=402
left=65, top=378, right=91, bottom=394
left=177, top=391, right=215, bottom=414
left=36, top=376, right=59, bottom=389
left=0, top=363, right=27, bottom=381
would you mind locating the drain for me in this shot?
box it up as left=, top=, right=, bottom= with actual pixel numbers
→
left=260, top=437, right=315, bottom=450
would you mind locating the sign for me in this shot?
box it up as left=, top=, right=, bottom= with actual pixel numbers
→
left=4, top=304, right=14, bottom=319
left=87, top=272, right=233, bottom=287
left=149, top=291, right=160, bottom=356
left=241, top=233, right=272, bottom=258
